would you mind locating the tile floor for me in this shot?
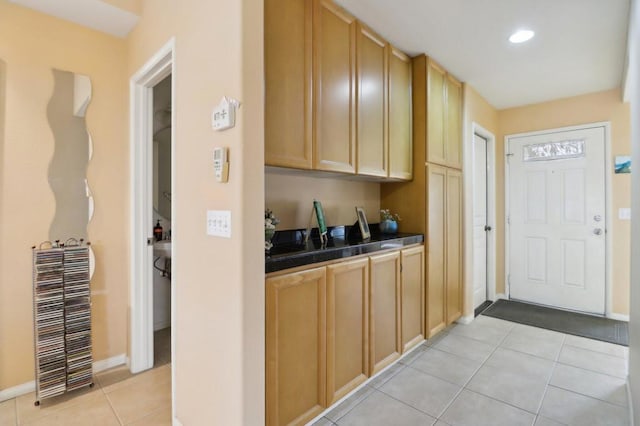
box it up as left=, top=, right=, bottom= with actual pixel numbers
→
left=0, top=329, right=173, bottom=426
left=312, top=316, right=630, bottom=426
left=0, top=364, right=171, bottom=425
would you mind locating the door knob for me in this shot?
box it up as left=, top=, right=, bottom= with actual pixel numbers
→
left=593, top=228, right=603, bottom=235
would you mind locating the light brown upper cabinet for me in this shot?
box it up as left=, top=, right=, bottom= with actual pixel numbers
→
left=326, top=258, right=369, bottom=405
left=445, top=75, right=463, bottom=169
left=265, top=0, right=413, bottom=181
left=313, top=0, right=357, bottom=173
left=264, top=0, right=313, bottom=169
left=369, top=251, right=401, bottom=375
left=419, top=56, right=463, bottom=169
left=266, top=267, right=327, bottom=426
left=388, top=47, right=413, bottom=180
left=356, top=23, right=388, bottom=177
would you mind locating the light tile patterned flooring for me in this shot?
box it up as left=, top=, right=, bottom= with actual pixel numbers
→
left=0, top=319, right=629, bottom=425
left=312, top=316, right=630, bottom=426
left=0, top=364, right=171, bottom=426
left=0, top=328, right=172, bottom=426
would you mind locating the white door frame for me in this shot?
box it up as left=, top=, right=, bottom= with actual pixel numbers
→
left=129, top=38, right=175, bottom=375
left=504, top=121, right=613, bottom=317
left=464, top=122, right=497, bottom=321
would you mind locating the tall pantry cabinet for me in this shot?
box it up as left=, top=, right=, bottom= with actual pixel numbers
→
left=381, top=55, right=464, bottom=338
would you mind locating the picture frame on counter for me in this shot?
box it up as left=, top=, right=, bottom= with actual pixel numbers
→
left=355, top=207, right=371, bottom=240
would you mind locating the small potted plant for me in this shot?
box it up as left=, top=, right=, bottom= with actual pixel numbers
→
left=265, top=208, right=280, bottom=251
left=379, top=209, right=401, bottom=234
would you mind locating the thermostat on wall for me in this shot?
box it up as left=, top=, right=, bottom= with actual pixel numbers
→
left=212, top=96, right=240, bottom=131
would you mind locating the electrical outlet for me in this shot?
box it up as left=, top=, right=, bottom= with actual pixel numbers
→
left=207, top=210, right=231, bottom=238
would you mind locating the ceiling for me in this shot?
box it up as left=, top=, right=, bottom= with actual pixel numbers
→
left=11, top=0, right=630, bottom=109
left=335, top=0, right=630, bottom=109
left=9, top=0, right=138, bottom=38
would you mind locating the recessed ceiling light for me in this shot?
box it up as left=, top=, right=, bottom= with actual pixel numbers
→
left=509, top=30, right=535, bottom=44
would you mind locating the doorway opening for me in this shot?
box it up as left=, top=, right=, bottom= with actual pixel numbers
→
left=129, top=39, right=175, bottom=383
left=469, top=124, right=497, bottom=317
left=152, top=74, right=172, bottom=367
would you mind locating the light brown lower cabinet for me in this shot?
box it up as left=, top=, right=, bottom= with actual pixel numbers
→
left=425, top=163, right=463, bottom=338
left=369, top=251, right=402, bottom=375
left=326, top=258, right=369, bottom=405
left=266, top=245, right=423, bottom=426
left=401, top=245, right=425, bottom=351
left=266, top=267, right=327, bottom=426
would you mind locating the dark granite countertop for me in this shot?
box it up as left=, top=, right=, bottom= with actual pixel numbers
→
left=266, top=225, right=424, bottom=273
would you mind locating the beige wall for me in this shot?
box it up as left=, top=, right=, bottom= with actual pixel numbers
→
left=0, top=1, right=128, bottom=390
left=127, top=0, right=264, bottom=423
left=266, top=171, right=381, bottom=229
left=463, top=85, right=499, bottom=317
left=497, top=89, right=631, bottom=315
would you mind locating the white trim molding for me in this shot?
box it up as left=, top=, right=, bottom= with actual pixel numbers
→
left=464, top=122, right=497, bottom=317
left=627, top=377, right=635, bottom=426
left=456, top=315, right=474, bottom=325
left=608, top=313, right=630, bottom=322
left=0, top=353, right=126, bottom=402
left=129, top=38, right=175, bottom=376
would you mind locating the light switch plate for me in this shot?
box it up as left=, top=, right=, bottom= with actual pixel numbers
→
left=207, top=210, right=231, bottom=238
left=619, top=208, right=631, bottom=220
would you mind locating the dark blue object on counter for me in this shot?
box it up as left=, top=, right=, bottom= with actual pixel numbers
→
left=265, top=224, right=424, bottom=273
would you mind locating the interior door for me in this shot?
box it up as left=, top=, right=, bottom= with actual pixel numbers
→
left=507, top=126, right=606, bottom=314
left=473, top=134, right=488, bottom=309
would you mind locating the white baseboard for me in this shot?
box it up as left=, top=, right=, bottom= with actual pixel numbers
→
left=0, top=353, right=127, bottom=402
left=0, top=381, right=35, bottom=402
left=93, top=353, right=127, bottom=373
left=627, top=377, right=634, bottom=426
left=608, top=313, right=630, bottom=322
left=456, top=315, right=474, bottom=325
left=495, top=293, right=507, bottom=300
left=173, top=417, right=183, bottom=426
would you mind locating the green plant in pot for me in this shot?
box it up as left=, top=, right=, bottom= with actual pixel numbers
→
left=265, top=208, right=280, bottom=251
left=379, top=209, right=401, bottom=234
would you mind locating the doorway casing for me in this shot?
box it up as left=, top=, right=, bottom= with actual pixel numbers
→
left=504, top=122, right=613, bottom=317
left=464, top=122, right=497, bottom=321
left=129, top=37, right=175, bottom=404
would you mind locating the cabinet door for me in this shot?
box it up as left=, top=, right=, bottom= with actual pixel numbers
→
left=388, top=47, right=412, bottom=180
left=425, top=164, right=447, bottom=337
left=401, top=246, right=425, bottom=352
left=369, top=251, right=401, bottom=375
left=445, top=75, right=463, bottom=169
left=265, top=0, right=313, bottom=169
left=356, top=23, right=387, bottom=177
left=266, top=268, right=326, bottom=426
left=446, top=169, right=463, bottom=324
left=313, top=0, right=356, bottom=173
left=326, top=258, right=369, bottom=405
left=426, top=60, right=446, bottom=166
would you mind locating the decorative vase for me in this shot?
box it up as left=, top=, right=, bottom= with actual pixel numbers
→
left=265, top=227, right=276, bottom=251
left=380, top=219, right=398, bottom=234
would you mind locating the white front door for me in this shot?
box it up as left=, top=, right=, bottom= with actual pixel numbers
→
left=473, top=134, right=488, bottom=309
left=507, top=125, right=606, bottom=314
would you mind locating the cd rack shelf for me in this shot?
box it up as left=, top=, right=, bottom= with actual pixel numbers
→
left=32, top=241, right=93, bottom=405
